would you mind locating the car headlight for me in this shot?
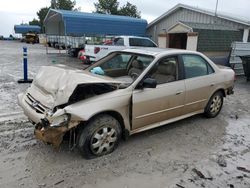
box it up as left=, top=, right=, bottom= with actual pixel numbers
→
left=50, top=114, right=70, bottom=127
left=46, top=109, right=54, bottom=117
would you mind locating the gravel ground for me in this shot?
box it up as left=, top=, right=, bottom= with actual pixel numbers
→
left=0, top=41, right=250, bottom=188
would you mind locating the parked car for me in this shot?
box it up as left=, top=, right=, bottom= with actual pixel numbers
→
left=18, top=48, right=234, bottom=158
left=80, top=36, right=157, bottom=64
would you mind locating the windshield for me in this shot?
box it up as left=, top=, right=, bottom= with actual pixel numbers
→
left=88, top=52, right=154, bottom=87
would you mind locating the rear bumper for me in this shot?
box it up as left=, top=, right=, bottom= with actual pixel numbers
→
left=17, top=93, right=44, bottom=124
left=226, top=87, right=234, bottom=95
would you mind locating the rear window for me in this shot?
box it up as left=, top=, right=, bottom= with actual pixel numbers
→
left=129, top=38, right=157, bottom=47
left=113, top=38, right=124, bottom=46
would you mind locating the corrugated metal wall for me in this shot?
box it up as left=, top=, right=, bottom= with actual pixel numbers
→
left=147, top=8, right=247, bottom=42
left=45, top=21, right=65, bottom=35
left=194, top=29, right=243, bottom=51
left=45, top=9, right=148, bottom=37
left=64, top=16, right=147, bottom=36
left=14, top=25, right=41, bottom=34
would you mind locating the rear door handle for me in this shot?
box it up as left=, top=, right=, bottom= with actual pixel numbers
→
left=176, top=91, right=183, bottom=95
left=210, top=83, right=215, bottom=87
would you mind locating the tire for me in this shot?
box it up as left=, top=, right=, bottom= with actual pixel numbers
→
left=77, top=114, right=122, bottom=159
left=204, top=91, right=224, bottom=118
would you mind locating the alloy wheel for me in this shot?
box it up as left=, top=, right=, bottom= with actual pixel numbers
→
left=90, top=126, right=117, bottom=155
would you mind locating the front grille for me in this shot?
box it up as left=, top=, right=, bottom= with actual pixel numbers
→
left=25, top=93, right=49, bottom=114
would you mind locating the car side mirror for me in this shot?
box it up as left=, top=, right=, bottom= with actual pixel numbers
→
left=142, top=78, right=157, bottom=88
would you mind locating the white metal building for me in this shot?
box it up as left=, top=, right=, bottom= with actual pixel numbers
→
left=147, top=4, right=250, bottom=57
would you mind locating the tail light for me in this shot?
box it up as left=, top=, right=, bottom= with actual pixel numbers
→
left=80, top=55, right=86, bottom=61
left=233, top=71, right=236, bottom=81
left=94, top=47, right=100, bottom=54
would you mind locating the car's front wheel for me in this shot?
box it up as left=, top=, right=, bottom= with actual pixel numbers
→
left=204, top=91, right=224, bottom=118
left=77, top=114, right=122, bottom=159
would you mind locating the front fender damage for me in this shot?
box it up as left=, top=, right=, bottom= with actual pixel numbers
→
left=33, top=83, right=119, bottom=147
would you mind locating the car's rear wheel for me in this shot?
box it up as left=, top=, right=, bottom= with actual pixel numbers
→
left=204, top=91, right=224, bottom=118
left=77, top=114, right=122, bottom=159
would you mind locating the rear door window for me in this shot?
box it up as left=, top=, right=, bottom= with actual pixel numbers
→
left=182, top=54, right=214, bottom=79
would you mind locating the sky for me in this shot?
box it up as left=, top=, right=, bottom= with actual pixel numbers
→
left=0, top=0, right=250, bottom=37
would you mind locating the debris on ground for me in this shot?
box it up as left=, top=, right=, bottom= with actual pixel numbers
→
left=54, top=180, right=64, bottom=185
left=217, top=155, right=227, bottom=167
left=237, top=166, right=250, bottom=173
left=230, top=114, right=239, bottom=119
left=192, top=168, right=213, bottom=180
left=176, top=184, right=185, bottom=188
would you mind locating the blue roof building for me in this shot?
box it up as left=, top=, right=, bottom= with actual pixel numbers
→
left=44, top=9, right=147, bottom=36
left=14, top=25, right=41, bottom=34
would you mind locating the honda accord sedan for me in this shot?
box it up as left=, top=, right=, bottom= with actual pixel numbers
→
left=18, top=48, right=234, bottom=158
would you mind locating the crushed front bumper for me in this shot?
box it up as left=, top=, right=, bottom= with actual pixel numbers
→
left=17, top=93, right=44, bottom=124
left=18, top=93, right=80, bottom=147
left=34, top=122, right=68, bottom=147
left=34, top=119, right=79, bottom=147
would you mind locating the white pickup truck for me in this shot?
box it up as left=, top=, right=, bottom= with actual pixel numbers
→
left=81, top=36, right=157, bottom=63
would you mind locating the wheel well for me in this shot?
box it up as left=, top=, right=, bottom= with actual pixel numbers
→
left=87, top=111, right=126, bottom=133
left=215, top=89, right=226, bottom=97
left=205, top=88, right=226, bottom=110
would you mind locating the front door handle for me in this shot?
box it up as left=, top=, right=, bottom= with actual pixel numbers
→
left=176, top=91, right=183, bottom=95
left=210, top=83, right=215, bottom=87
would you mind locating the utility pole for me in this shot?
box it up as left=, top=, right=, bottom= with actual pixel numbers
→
left=51, top=0, right=57, bottom=9
left=215, top=0, right=219, bottom=16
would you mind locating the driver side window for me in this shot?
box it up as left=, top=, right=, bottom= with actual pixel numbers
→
left=148, top=57, right=177, bottom=84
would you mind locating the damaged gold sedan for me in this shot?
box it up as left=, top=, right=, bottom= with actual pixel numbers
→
left=18, top=48, right=235, bottom=158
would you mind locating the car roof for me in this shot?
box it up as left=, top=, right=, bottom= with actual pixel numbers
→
left=117, top=36, right=152, bottom=39
left=121, top=48, right=200, bottom=57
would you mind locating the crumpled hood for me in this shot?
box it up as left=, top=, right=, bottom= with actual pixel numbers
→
left=28, top=65, right=121, bottom=108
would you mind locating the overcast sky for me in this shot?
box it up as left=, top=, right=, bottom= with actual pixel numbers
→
left=0, top=0, right=249, bottom=37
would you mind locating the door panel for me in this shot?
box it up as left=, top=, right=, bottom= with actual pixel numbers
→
left=181, top=54, right=217, bottom=114
left=183, top=75, right=216, bottom=114
left=132, top=80, right=185, bottom=130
